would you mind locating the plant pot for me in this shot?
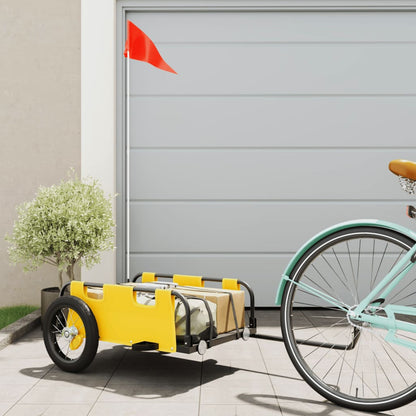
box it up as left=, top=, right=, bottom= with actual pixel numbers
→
left=41, top=287, right=60, bottom=320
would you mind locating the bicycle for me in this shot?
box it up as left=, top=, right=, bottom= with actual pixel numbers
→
left=276, top=159, right=416, bottom=412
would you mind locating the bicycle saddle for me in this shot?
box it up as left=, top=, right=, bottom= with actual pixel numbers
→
left=389, top=159, right=416, bottom=181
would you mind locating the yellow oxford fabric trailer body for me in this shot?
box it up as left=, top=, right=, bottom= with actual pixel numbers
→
left=70, top=281, right=178, bottom=352
left=42, top=273, right=257, bottom=373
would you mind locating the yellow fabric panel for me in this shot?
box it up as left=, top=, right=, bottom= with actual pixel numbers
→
left=173, top=274, right=204, bottom=287
left=70, top=281, right=177, bottom=352
left=222, top=278, right=240, bottom=291
left=142, top=272, right=157, bottom=283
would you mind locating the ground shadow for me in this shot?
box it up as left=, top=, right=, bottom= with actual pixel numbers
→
left=237, top=393, right=392, bottom=416
left=21, top=343, right=300, bottom=400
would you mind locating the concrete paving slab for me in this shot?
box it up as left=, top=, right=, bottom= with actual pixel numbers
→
left=1, top=311, right=416, bottom=416
left=200, top=404, right=282, bottom=415
left=4, top=404, right=92, bottom=416
left=0, top=385, right=33, bottom=404
left=88, top=402, right=199, bottom=416
left=270, top=375, right=325, bottom=402
left=100, top=383, right=200, bottom=403
left=108, top=352, right=202, bottom=387
left=0, top=405, right=13, bottom=416
left=278, top=400, right=393, bottom=416
left=18, top=383, right=103, bottom=405
left=387, top=403, right=416, bottom=416
left=200, top=379, right=276, bottom=405
left=0, top=367, right=48, bottom=386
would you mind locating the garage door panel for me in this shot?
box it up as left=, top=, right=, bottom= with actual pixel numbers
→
left=130, top=11, right=416, bottom=43
left=129, top=202, right=409, bottom=253
left=122, top=8, right=416, bottom=305
left=130, top=44, right=416, bottom=95
left=130, top=149, right=416, bottom=200
left=130, top=96, right=416, bottom=148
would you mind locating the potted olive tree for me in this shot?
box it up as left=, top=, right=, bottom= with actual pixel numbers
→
left=6, top=171, right=115, bottom=316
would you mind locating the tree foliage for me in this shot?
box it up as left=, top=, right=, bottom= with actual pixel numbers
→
left=6, top=172, right=115, bottom=287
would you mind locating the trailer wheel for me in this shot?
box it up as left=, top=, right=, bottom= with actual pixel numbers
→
left=43, top=296, right=99, bottom=372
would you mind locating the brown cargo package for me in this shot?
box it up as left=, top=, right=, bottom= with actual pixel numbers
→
left=175, top=286, right=245, bottom=334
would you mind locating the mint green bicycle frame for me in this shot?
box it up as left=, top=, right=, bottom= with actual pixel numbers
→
left=275, top=219, right=416, bottom=350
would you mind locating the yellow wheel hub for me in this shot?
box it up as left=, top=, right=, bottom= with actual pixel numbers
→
left=65, top=309, right=86, bottom=350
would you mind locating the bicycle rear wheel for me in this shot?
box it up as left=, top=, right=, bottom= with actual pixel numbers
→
left=281, top=226, right=416, bottom=411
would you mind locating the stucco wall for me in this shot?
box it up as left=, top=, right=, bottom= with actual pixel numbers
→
left=0, top=0, right=81, bottom=306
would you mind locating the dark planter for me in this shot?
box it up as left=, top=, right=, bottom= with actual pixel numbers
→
left=41, top=287, right=60, bottom=320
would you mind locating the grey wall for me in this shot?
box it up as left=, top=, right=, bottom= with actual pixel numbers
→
left=0, top=0, right=81, bottom=307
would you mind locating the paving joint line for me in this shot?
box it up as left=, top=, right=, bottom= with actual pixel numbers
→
left=87, top=345, right=128, bottom=415
left=256, top=328, right=284, bottom=416
left=5, top=334, right=56, bottom=414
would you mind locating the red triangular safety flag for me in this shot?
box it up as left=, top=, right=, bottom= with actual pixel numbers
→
left=124, top=21, right=177, bottom=74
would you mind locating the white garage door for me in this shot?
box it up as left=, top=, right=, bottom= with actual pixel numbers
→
left=118, top=6, right=416, bottom=305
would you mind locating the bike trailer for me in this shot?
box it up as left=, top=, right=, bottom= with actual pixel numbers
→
left=42, top=272, right=257, bottom=372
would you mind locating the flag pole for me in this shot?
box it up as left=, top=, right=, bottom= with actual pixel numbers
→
left=126, top=50, right=130, bottom=282
left=124, top=20, right=176, bottom=282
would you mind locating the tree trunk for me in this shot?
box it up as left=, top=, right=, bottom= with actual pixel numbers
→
left=66, top=264, right=74, bottom=281
left=58, top=270, right=63, bottom=288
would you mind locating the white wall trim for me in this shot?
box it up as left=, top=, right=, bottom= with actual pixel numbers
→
left=119, top=0, right=416, bottom=11
left=81, top=0, right=117, bottom=283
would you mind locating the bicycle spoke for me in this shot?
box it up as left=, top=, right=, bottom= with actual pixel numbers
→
left=311, top=264, right=333, bottom=289
left=373, top=347, right=395, bottom=393
left=390, top=249, right=405, bottom=275
left=371, top=239, right=375, bottom=291
left=293, top=287, right=350, bottom=311
left=372, top=339, right=380, bottom=397
left=388, top=277, right=416, bottom=305
left=329, top=249, right=352, bottom=293
left=380, top=339, right=408, bottom=386
left=391, top=289, right=416, bottom=306
left=303, top=314, right=378, bottom=397
left=308, top=325, right=351, bottom=365
left=396, top=332, right=416, bottom=342
left=295, top=317, right=349, bottom=349
left=303, top=273, right=347, bottom=310
left=55, top=311, right=66, bottom=330
left=346, top=241, right=359, bottom=304
left=292, top=301, right=349, bottom=314
left=321, top=253, right=351, bottom=294
left=292, top=319, right=348, bottom=332
left=371, top=242, right=388, bottom=289
left=356, top=239, right=361, bottom=292
left=349, top=333, right=361, bottom=395
left=368, top=327, right=416, bottom=374
left=335, top=326, right=361, bottom=387
left=281, top=227, right=416, bottom=409
left=52, top=324, right=61, bottom=333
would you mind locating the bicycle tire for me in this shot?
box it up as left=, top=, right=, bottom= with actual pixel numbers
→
left=281, top=225, right=416, bottom=412
left=43, top=295, right=99, bottom=373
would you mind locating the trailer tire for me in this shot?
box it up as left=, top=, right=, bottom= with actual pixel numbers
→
left=43, top=296, right=99, bottom=373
